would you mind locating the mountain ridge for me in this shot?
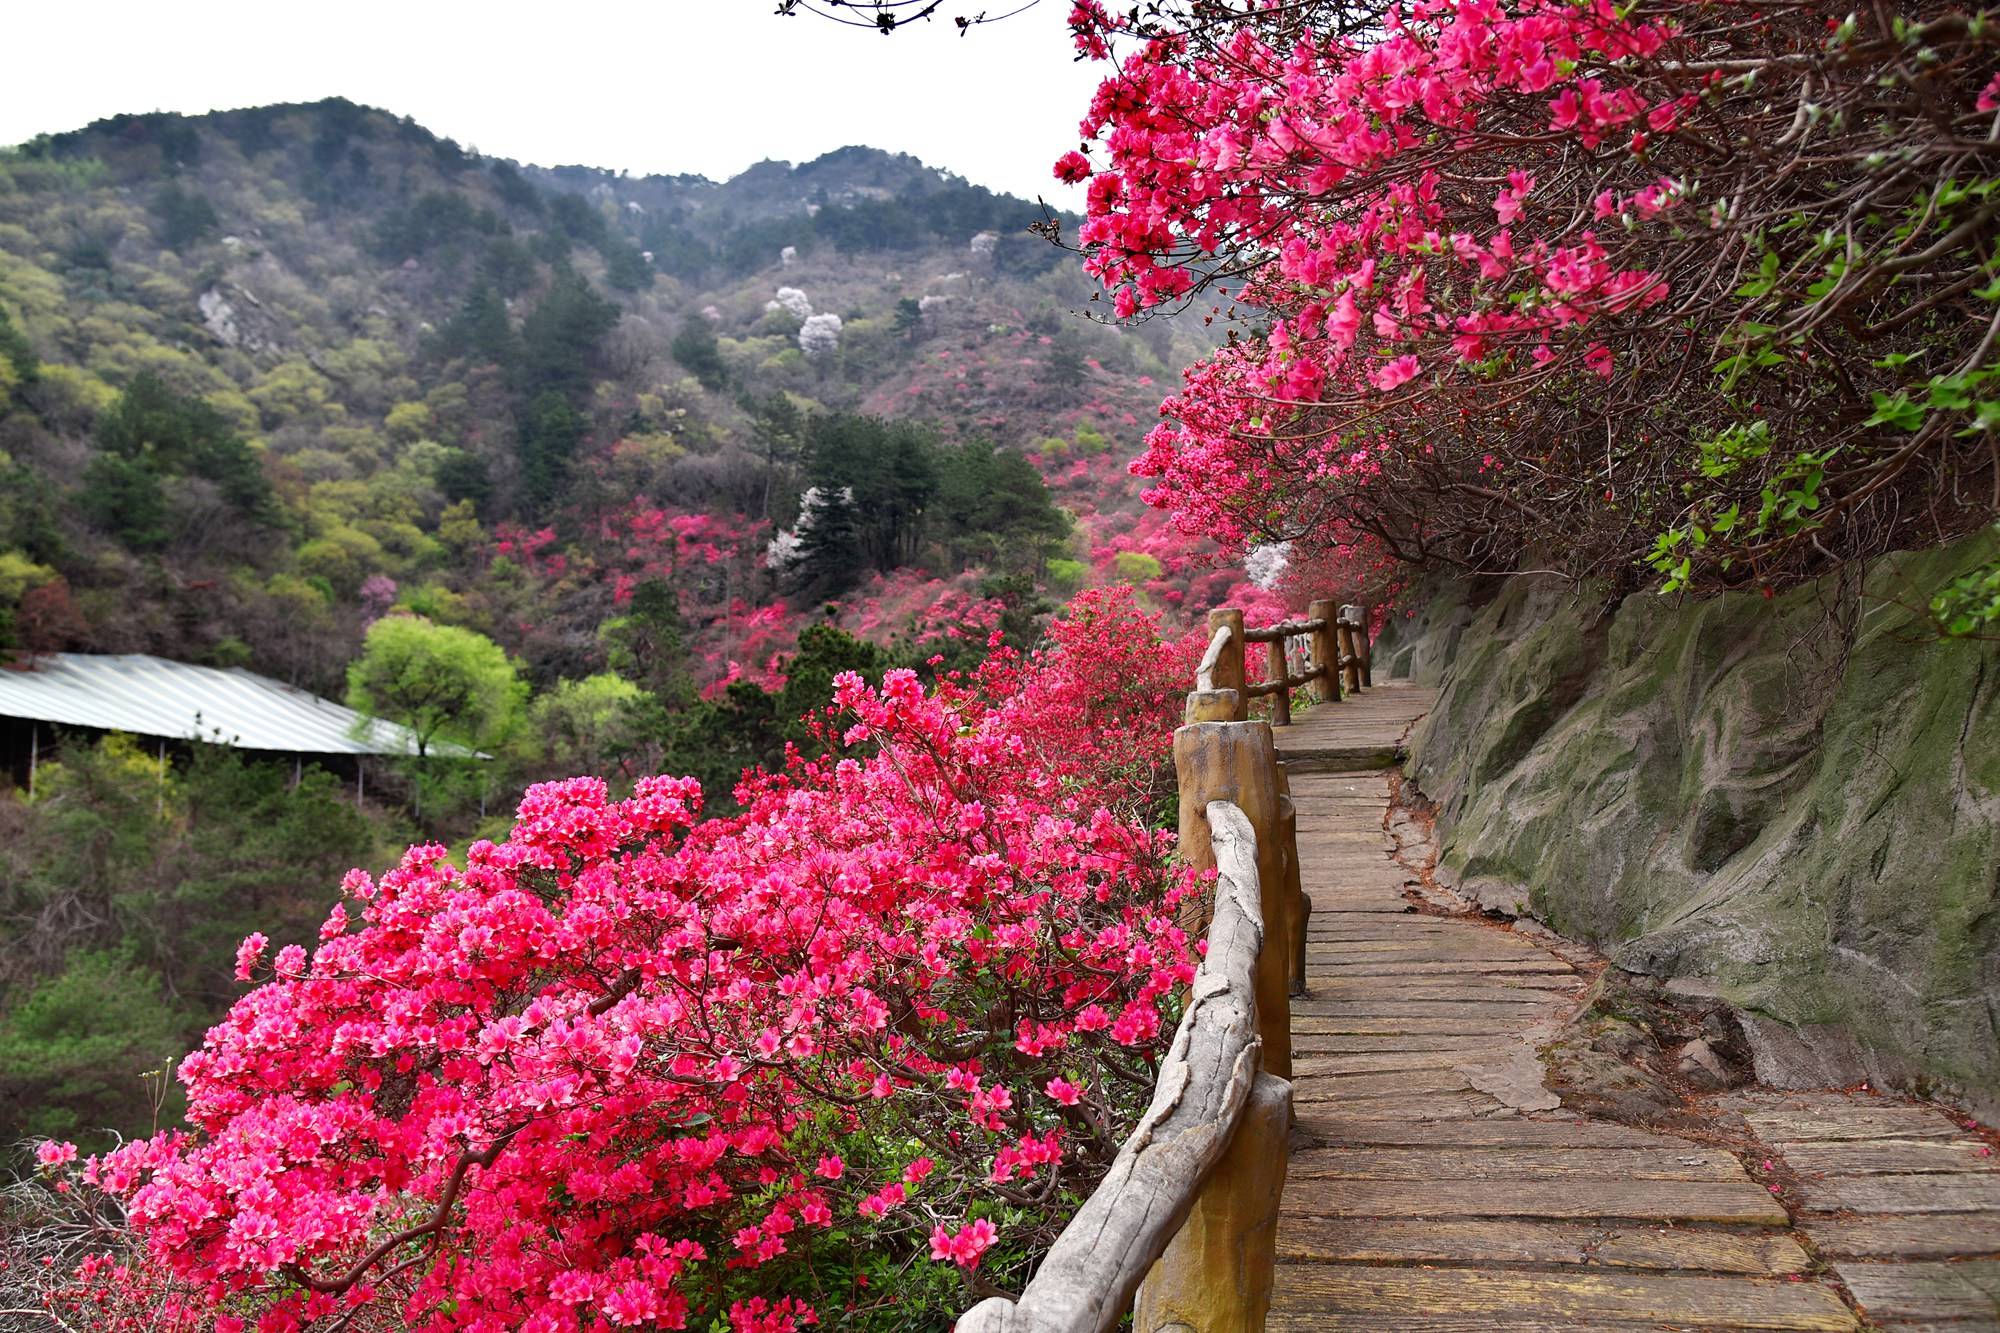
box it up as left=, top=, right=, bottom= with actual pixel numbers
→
left=0, top=96, right=1234, bottom=699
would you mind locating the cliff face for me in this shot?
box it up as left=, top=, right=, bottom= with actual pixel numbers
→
left=1385, top=534, right=2000, bottom=1115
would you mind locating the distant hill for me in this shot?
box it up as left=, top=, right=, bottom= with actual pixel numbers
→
left=0, top=98, right=1239, bottom=698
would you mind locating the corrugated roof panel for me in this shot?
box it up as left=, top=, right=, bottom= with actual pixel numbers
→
left=0, top=653, right=480, bottom=757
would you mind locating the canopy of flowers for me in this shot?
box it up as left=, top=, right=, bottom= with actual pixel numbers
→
left=1062, top=0, right=2000, bottom=592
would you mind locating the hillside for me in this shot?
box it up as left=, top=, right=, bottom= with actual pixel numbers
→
left=0, top=99, right=1252, bottom=703
left=0, top=99, right=1287, bottom=1151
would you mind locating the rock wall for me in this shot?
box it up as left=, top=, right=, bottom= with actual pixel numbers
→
left=1392, top=534, right=2000, bottom=1117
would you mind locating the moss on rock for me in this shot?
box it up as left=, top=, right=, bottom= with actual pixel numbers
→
left=1395, top=533, right=2000, bottom=1115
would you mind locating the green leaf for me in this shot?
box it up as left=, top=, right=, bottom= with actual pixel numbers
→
left=1927, top=375, right=1974, bottom=410
left=1865, top=391, right=1926, bottom=431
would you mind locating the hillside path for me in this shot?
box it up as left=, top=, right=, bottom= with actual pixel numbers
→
left=1269, top=684, right=1868, bottom=1331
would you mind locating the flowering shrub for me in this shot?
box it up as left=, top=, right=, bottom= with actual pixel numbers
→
left=979, top=585, right=1203, bottom=812
left=32, top=619, right=1200, bottom=1332
left=798, top=313, right=844, bottom=361
left=1064, top=0, right=2000, bottom=594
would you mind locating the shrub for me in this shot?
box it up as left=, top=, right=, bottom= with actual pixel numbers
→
left=44, top=623, right=1200, bottom=1331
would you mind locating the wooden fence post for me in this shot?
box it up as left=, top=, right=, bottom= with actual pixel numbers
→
left=1174, top=717, right=1291, bottom=1079
left=1308, top=598, right=1340, bottom=704
left=1337, top=605, right=1363, bottom=695
left=1274, top=766, right=1307, bottom=1000
left=1133, top=1071, right=1292, bottom=1333
left=1264, top=637, right=1290, bottom=727
left=1207, top=608, right=1248, bottom=722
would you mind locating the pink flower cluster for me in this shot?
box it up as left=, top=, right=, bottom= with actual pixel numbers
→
left=1059, top=0, right=1690, bottom=551
left=929, top=1218, right=998, bottom=1270
left=45, top=607, right=1202, bottom=1331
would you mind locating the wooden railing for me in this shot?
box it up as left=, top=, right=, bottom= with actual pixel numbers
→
left=1198, top=601, right=1373, bottom=726
left=956, top=797, right=1286, bottom=1333
left=957, top=599, right=1372, bottom=1333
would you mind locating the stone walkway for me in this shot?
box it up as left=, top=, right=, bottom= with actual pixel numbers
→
left=1264, top=684, right=2000, bottom=1330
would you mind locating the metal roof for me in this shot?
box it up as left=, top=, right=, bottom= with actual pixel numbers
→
left=0, top=653, right=480, bottom=757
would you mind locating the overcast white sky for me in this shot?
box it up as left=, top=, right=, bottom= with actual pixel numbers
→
left=3, top=1, right=1098, bottom=203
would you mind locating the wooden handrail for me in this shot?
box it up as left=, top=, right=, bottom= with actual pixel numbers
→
left=1194, top=622, right=1236, bottom=693
left=1243, top=670, right=1320, bottom=698
left=956, top=801, right=1279, bottom=1333
left=1241, top=617, right=1327, bottom=643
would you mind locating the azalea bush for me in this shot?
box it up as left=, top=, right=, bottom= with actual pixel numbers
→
left=1063, top=0, right=2000, bottom=594
left=22, top=594, right=1202, bottom=1333
left=982, top=585, right=1206, bottom=812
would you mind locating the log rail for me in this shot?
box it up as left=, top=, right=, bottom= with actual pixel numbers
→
left=955, top=800, right=1283, bottom=1333
left=1199, top=603, right=1373, bottom=727
left=957, top=598, right=1375, bottom=1333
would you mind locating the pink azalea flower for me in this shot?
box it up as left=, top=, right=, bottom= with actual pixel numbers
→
left=1370, top=356, right=1422, bottom=392
left=233, top=932, right=268, bottom=982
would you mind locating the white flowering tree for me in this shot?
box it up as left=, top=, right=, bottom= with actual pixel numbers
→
left=765, top=287, right=812, bottom=322
left=1245, top=542, right=1291, bottom=591
left=798, top=313, right=843, bottom=361
left=766, top=485, right=854, bottom=569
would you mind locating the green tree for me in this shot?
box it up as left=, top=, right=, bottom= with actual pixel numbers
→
left=746, top=391, right=806, bottom=522
left=346, top=614, right=525, bottom=759
left=384, top=400, right=431, bottom=443
left=788, top=420, right=1066, bottom=593
left=0, top=453, right=65, bottom=569
left=548, top=193, right=608, bottom=247
left=516, top=266, right=618, bottom=401
left=802, top=414, right=939, bottom=582
left=517, top=390, right=585, bottom=511
left=1043, top=332, right=1088, bottom=397
left=81, top=452, right=170, bottom=551
left=626, top=622, right=891, bottom=811
left=600, top=579, right=695, bottom=700
left=0, top=949, right=192, bottom=1143
left=531, top=672, right=643, bottom=776
left=793, top=481, right=867, bottom=597
left=85, top=374, right=272, bottom=549
left=0, top=738, right=372, bottom=1148
left=489, top=160, right=545, bottom=214
left=152, top=182, right=219, bottom=251
left=1112, top=551, right=1164, bottom=583
left=671, top=319, right=728, bottom=391
left=0, top=304, right=41, bottom=391
left=434, top=449, right=493, bottom=511
left=370, top=190, right=491, bottom=263
left=439, top=283, right=519, bottom=366
left=934, top=439, right=1070, bottom=574
left=480, top=236, right=539, bottom=296
left=601, top=239, right=653, bottom=292
left=769, top=622, right=890, bottom=737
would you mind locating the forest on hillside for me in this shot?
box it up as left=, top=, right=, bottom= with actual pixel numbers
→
left=0, top=100, right=1285, bottom=1155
